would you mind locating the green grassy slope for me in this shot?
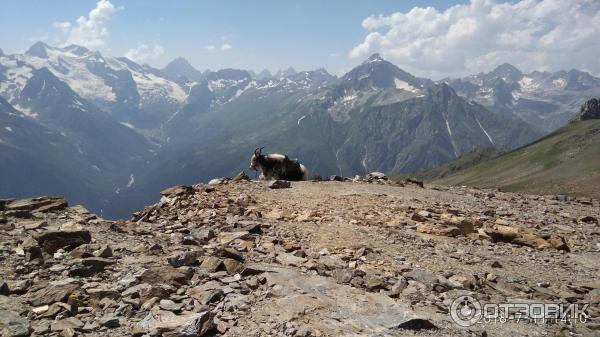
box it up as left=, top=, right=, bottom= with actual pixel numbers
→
left=392, top=148, right=504, bottom=181
left=433, top=120, right=600, bottom=198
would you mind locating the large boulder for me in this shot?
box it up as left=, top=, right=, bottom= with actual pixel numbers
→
left=572, top=98, right=600, bottom=121
left=34, top=230, right=91, bottom=254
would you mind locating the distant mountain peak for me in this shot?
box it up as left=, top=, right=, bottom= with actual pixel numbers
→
left=26, top=41, right=53, bottom=58
left=0, top=48, right=4, bottom=57
left=275, top=67, right=297, bottom=78
left=363, top=53, right=385, bottom=64
left=254, top=69, right=273, bottom=80
left=162, top=57, right=203, bottom=81
left=489, top=63, right=523, bottom=81
left=428, top=82, right=458, bottom=103
left=169, top=56, right=193, bottom=67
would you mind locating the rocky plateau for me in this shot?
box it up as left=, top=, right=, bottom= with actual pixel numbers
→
left=1, top=175, right=599, bottom=336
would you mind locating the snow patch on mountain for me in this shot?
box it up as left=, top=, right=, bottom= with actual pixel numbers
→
left=394, top=78, right=419, bottom=93
left=127, top=174, right=135, bottom=188
left=129, top=70, right=186, bottom=105
left=19, top=49, right=117, bottom=103
left=475, top=117, right=494, bottom=145
left=552, top=78, right=566, bottom=89
left=120, top=122, right=135, bottom=129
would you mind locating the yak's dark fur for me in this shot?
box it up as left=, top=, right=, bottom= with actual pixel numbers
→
left=250, top=148, right=308, bottom=181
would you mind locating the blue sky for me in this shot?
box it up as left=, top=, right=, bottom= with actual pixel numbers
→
left=2, top=0, right=599, bottom=78
left=0, top=0, right=466, bottom=74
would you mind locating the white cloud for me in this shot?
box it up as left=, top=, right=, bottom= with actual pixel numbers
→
left=56, top=0, right=120, bottom=49
left=125, top=44, right=164, bottom=62
left=350, top=0, right=600, bottom=78
left=206, top=43, right=232, bottom=51
left=53, top=21, right=72, bottom=34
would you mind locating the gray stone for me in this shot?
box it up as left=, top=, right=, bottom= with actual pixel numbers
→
left=190, top=229, right=215, bottom=244
left=50, top=317, right=84, bottom=332
left=100, top=315, right=120, bottom=328
left=199, top=256, right=223, bottom=273
left=275, top=252, right=307, bottom=267
left=0, top=309, right=32, bottom=337
left=155, top=311, right=214, bottom=337
left=189, top=288, right=224, bottom=305
left=167, top=251, right=200, bottom=267
left=29, top=283, right=79, bottom=306
left=159, top=299, right=183, bottom=312
left=268, top=180, right=291, bottom=189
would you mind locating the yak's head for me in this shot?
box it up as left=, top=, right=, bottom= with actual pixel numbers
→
left=249, top=147, right=264, bottom=171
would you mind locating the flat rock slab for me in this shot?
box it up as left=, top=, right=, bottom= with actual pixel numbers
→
left=249, top=266, right=437, bottom=336
left=28, top=283, right=79, bottom=307
left=5, top=197, right=67, bottom=213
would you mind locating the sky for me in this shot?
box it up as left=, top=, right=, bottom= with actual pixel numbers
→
left=1, top=0, right=599, bottom=79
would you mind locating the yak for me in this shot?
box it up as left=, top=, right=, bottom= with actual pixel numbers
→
left=249, top=147, right=309, bottom=181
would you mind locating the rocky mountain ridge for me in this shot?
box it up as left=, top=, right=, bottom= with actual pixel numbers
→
left=445, top=64, right=600, bottom=133
left=1, top=178, right=599, bottom=336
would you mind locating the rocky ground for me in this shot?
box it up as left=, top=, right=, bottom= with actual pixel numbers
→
left=1, top=175, right=599, bottom=336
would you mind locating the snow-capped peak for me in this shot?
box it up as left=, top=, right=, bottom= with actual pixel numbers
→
left=363, top=53, right=385, bottom=64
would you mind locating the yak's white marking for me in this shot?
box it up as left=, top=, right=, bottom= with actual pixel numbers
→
left=475, top=117, right=494, bottom=145
left=297, top=115, right=306, bottom=125
left=92, top=165, right=101, bottom=172
left=267, top=154, right=286, bottom=160
left=4, top=126, right=13, bottom=132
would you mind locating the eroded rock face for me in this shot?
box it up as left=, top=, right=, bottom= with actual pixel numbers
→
left=573, top=97, right=600, bottom=121
left=0, top=181, right=598, bottom=336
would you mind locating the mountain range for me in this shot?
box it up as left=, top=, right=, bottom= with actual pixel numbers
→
left=2, top=42, right=599, bottom=218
